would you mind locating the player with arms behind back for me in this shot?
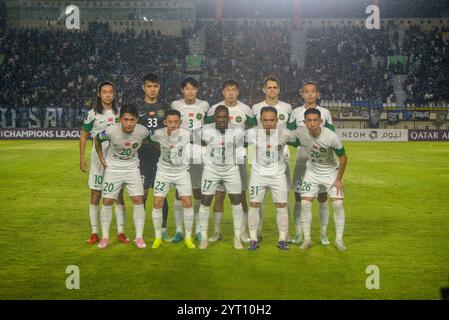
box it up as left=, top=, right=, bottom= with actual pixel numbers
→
left=206, top=80, right=256, bottom=243
left=288, top=82, right=334, bottom=245
left=137, top=73, right=171, bottom=241
left=170, top=77, right=210, bottom=242
left=252, top=76, right=293, bottom=241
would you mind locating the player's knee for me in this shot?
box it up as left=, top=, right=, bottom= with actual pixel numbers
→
left=193, top=189, right=202, bottom=200
left=229, top=195, right=241, bottom=206
left=202, top=196, right=213, bottom=207
left=181, top=196, right=192, bottom=208
left=103, top=198, right=115, bottom=206
left=154, top=197, right=165, bottom=209
left=131, top=196, right=144, bottom=205
left=250, top=202, right=261, bottom=208
left=300, top=199, right=313, bottom=208
left=318, top=193, right=328, bottom=203
left=332, top=199, right=343, bottom=209
left=91, top=190, right=101, bottom=205
left=275, top=203, right=287, bottom=208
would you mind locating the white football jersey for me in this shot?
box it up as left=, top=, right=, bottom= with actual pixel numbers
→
left=288, top=105, right=333, bottom=130
left=96, top=123, right=149, bottom=170
left=150, top=127, right=191, bottom=172
left=170, top=98, right=210, bottom=131
left=207, top=100, right=256, bottom=129
left=83, top=108, right=119, bottom=151
left=196, top=123, right=246, bottom=174
left=252, top=100, right=292, bottom=129
left=292, top=127, right=345, bottom=176
left=246, top=127, right=298, bottom=176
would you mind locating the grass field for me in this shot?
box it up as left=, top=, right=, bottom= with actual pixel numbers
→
left=0, top=140, right=448, bottom=300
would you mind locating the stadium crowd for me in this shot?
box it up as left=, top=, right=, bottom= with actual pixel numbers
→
left=402, top=25, right=449, bottom=106
left=1, top=20, right=448, bottom=128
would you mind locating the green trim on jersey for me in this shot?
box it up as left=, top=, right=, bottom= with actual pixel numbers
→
left=333, top=146, right=346, bottom=157
left=325, top=121, right=335, bottom=132
left=205, top=115, right=214, bottom=124
left=287, top=120, right=298, bottom=131
left=95, top=133, right=106, bottom=143
left=287, top=139, right=301, bottom=148
left=245, top=116, right=257, bottom=128
left=82, top=119, right=95, bottom=132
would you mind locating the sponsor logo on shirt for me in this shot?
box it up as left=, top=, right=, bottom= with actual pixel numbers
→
left=125, top=142, right=131, bottom=147
left=188, top=112, right=195, bottom=117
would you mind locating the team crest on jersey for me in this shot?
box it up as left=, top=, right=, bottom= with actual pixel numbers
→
left=196, top=113, right=202, bottom=120
left=279, top=114, right=285, bottom=121
left=157, top=110, right=165, bottom=118
left=278, top=145, right=283, bottom=151
left=132, top=143, right=139, bottom=148
left=319, top=147, right=326, bottom=153
left=235, top=116, right=243, bottom=123
left=115, top=117, right=119, bottom=123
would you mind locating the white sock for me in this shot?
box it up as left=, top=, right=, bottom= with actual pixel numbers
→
left=115, top=204, right=126, bottom=234
left=194, top=199, right=201, bottom=234
left=294, top=201, right=302, bottom=236
left=89, top=204, right=100, bottom=234
left=300, top=200, right=312, bottom=242
left=232, top=204, right=243, bottom=240
left=333, top=200, right=345, bottom=241
left=319, top=201, right=329, bottom=235
left=199, top=205, right=210, bottom=240
left=152, top=208, right=162, bottom=239
left=174, top=199, right=184, bottom=233
left=213, top=211, right=223, bottom=234
left=183, top=206, right=194, bottom=238
left=241, top=210, right=248, bottom=236
left=133, top=204, right=145, bottom=239
left=248, top=206, right=260, bottom=241
left=258, top=204, right=264, bottom=232
left=276, top=207, right=289, bottom=241
left=100, top=205, right=113, bottom=239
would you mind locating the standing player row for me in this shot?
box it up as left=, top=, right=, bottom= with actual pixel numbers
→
left=79, top=75, right=347, bottom=251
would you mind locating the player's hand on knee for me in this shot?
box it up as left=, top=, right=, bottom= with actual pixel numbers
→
left=331, top=180, right=344, bottom=197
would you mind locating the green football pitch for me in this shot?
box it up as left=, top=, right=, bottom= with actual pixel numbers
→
left=0, top=140, right=448, bottom=300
